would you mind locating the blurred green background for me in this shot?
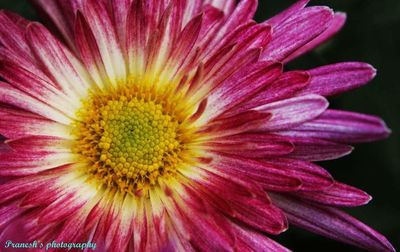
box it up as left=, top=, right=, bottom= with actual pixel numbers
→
left=0, top=0, right=399, bottom=251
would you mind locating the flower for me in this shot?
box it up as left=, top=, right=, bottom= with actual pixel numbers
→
left=0, top=0, right=396, bottom=251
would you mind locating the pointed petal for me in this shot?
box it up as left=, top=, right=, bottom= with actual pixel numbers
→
left=300, top=62, right=377, bottom=97
left=262, top=6, right=334, bottom=61
left=285, top=12, right=346, bottom=62
left=271, top=194, right=396, bottom=252
left=294, top=182, right=372, bottom=207
left=279, top=109, right=391, bottom=143
left=255, top=95, right=329, bottom=131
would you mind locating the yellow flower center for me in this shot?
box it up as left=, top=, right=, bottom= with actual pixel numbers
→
left=72, top=86, right=186, bottom=194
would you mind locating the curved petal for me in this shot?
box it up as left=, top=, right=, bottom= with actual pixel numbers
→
left=271, top=194, right=396, bottom=252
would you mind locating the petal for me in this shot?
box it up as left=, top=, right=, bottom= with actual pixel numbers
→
left=231, top=70, right=310, bottom=115
left=30, top=0, right=83, bottom=50
left=232, top=223, right=291, bottom=252
left=285, top=137, right=353, bottom=161
left=285, top=12, right=347, bottom=62
left=196, top=61, right=282, bottom=126
left=262, top=6, right=334, bottom=62
left=300, top=62, right=377, bottom=97
left=262, top=158, right=334, bottom=191
left=26, top=23, right=90, bottom=99
left=294, top=182, right=372, bottom=207
left=254, top=94, right=329, bottom=131
left=0, top=82, right=72, bottom=125
left=207, top=153, right=302, bottom=192
left=0, top=107, right=71, bottom=139
left=204, top=133, right=294, bottom=158
left=278, top=109, right=391, bottom=143
left=266, top=0, right=309, bottom=27
left=0, top=10, right=34, bottom=62
left=83, top=0, right=127, bottom=85
left=271, top=194, right=396, bottom=252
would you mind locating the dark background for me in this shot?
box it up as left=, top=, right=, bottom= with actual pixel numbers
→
left=0, top=0, right=399, bottom=251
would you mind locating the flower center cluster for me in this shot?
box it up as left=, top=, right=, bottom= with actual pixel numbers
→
left=73, top=88, right=184, bottom=194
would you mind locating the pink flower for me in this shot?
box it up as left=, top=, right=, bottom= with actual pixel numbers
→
left=0, top=0, right=395, bottom=251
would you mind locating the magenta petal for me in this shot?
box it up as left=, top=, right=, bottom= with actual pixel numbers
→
left=255, top=94, right=329, bottom=131
left=285, top=12, right=346, bottom=63
left=266, top=0, right=310, bottom=27
left=271, top=194, right=396, bottom=252
left=262, top=6, right=334, bottom=61
left=262, top=158, right=334, bottom=191
left=232, top=223, right=291, bottom=252
left=279, top=109, right=391, bottom=143
left=285, top=137, right=353, bottom=161
left=294, top=182, right=372, bottom=207
left=206, top=133, right=294, bottom=158
left=300, top=62, right=377, bottom=97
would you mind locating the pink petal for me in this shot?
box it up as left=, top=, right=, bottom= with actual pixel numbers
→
left=205, top=133, right=294, bottom=158
left=278, top=109, right=391, bottom=143
left=26, top=23, right=89, bottom=98
left=271, top=194, right=396, bottom=252
left=254, top=94, right=329, bottom=131
left=208, top=153, right=302, bottom=192
left=232, top=223, right=291, bottom=252
left=294, top=182, right=372, bottom=207
left=299, top=62, right=377, bottom=97
left=231, top=70, right=310, bottom=115
left=0, top=56, right=80, bottom=116
left=285, top=12, right=347, bottom=63
left=0, top=10, right=34, bottom=62
left=83, top=0, right=126, bottom=85
left=285, top=137, right=353, bottom=161
left=262, top=6, right=334, bottom=62
left=266, top=0, right=310, bottom=27
left=30, top=0, right=83, bottom=50
left=0, top=82, right=72, bottom=124
left=262, top=158, right=334, bottom=191
left=197, top=61, right=281, bottom=125
left=0, top=107, right=70, bottom=139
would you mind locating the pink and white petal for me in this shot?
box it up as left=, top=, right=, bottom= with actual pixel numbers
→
left=186, top=172, right=288, bottom=235
left=0, top=174, right=60, bottom=205
left=262, top=6, right=334, bottom=62
left=294, top=182, right=372, bottom=207
left=262, top=158, right=334, bottom=191
left=0, top=203, right=24, bottom=231
left=254, top=94, right=329, bottom=131
left=265, top=0, right=309, bottom=27
left=37, top=183, right=97, bottom=224
left=83, top=0, right=127, bottom=86
left=278, top=109, right=391, bottom=143
left=299, top=62, right=377, bottom=97
left=285, top=12, right=347, bottom=63
left=30, top=0, right=83, bottom=50
left=285, top=137, right=353, bottom=161
left=0, top=107, right=71, bottom=139
left=26, top=23, right=90, bottom=99
left=0, top=11, right=34, bottom=62
left=0, top=82, right=73, bottom=125
left=0, top=152, right=76, bottom=176
left=75, top=12, right=109, bottom=89
left=232, top=223, right=291, bottom=252
left=204, top=133, right=294, bottom=158
left=231, top=70, right=310, bottom=115
left=204, top=0, right=257, bottom=53
left=271, top=194, right=396, bottom=252
left=196, top=61, right=282, bottom=126
left=0, top=58, right=81, bottom=117
left=110, top=0, right=131, bottom=47
left=204, top=0, right=236, bottom=15
left=207, top=153, right=303, bottom=192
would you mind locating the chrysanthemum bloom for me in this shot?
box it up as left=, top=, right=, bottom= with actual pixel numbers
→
left=0, top=0, right=396, bottom=251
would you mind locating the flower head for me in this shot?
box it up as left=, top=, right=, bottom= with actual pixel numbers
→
left=0, top=0, right=395, bottom=251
